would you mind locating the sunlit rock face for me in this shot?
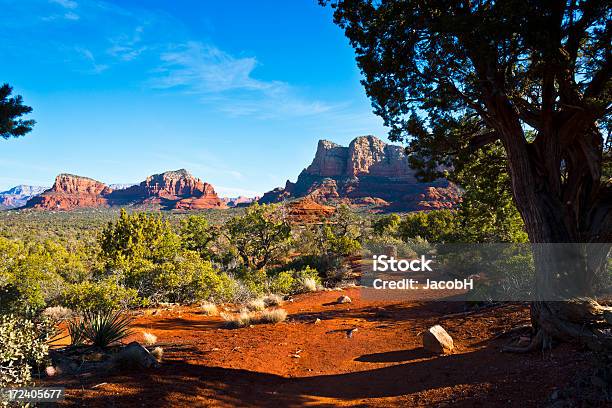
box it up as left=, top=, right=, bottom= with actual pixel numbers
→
left=260, top=135, right=460, bottom=212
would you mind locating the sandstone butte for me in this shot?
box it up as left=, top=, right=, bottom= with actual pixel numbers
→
left=282, top=197, right=336, bottom=224
left=24, top=169, right=226, bottom=211
left=259, top=135, right=460, bottom=211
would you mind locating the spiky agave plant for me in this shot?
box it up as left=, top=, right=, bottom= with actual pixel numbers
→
left=70, top=310, right=133, bottom=348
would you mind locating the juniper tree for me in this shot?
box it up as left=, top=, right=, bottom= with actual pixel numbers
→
left=324, top=0, right=612, bottom=350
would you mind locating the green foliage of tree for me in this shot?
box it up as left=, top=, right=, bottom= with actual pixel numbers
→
left=453, top=143, right=528, bottom=243
left=225, top=204, right=291, bottom=270
left=100, top=209, right=181, bottom=266
left=180, top=215, right=216, bottom=259
left=0, top=83, right=35, bottom=139
left=324, top=0, right=612, bottom=347
left=398, top=209, right=458, bottom=243
left=372, top=213, right=401, bottom=236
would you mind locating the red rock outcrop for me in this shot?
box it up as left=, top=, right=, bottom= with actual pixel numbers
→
left=25, top=174, right=113, bottom=210
left=283, top=197, right=336, bottom=224
left=25, top=169, right=226, bottom=211
left=260, top=135, right=460, bottom=212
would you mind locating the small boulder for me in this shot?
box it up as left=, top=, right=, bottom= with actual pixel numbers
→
left=114, top=341, right=159, bottom=369
left=337, top=295, right=352, bottom=304
left=45, top=366, right=57, bottom=377
left=423, top=325, right=454, bottom=354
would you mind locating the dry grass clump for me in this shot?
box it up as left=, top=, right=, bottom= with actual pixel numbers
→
left=42, top=306, right=73, bottom=321
left=259, top=308, right=288, bottom=324
left=151, top=347, right=164, bottom=362
left=299, top=277, right=318, bottom=293
left=200, top=302, right=219, bottom=316
left=221, top=311, right=252, bottom=329
left=142, top=331, right=157, bottom=346
left=246, top=298, right=266, bottom=311
left=263, top=294, right=283, bottom=307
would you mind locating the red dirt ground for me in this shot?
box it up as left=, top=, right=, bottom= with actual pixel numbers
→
left=44, top=288, right=595, bottom=407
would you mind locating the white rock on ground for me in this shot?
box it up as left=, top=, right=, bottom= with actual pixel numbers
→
left=337, top=295, right=352, bottom=304
left=116, top=341, right=160, bottom=368
left=423, top=325, right=454, bottom=354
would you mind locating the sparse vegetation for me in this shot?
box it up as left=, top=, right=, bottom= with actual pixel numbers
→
left=259, top=308, right=287, bottom=324
left=69, top=310, right=133, bottom=348
left=199, top=302, right=219, bottom=316
left=142, top=332, right=157, bottom=346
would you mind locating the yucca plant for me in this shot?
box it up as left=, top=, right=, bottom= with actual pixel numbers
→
left=68, top=310, right=133, bottom=348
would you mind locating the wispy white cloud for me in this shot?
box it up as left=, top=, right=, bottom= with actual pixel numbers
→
left=152, top=41, right=275, bottom=93
left=149, top=41, right=334, bottom=118
left=75, top=47, right=108, bottom=73
left=50, top=0, right=78, bottom=10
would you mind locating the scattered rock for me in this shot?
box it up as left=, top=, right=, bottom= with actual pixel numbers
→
left=45, top=366, right=57, bottom=377
left=423, top=325, right=454, bottom=354
left=346, top=328, right=358, bottom=338
left=114, top=341, right=159, bottom=369
left=337, top=295, right=352, bottom=304
left=314, top=318, right=321, bottom=324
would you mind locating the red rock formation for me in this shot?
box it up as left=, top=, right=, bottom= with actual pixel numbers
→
left=260, top=135, right=460, bottom=212
left=283, top=198, right=336, bottom=224
left=25, top=174, right=113, bottom=210
left=25, top=169, right=226, bottom=211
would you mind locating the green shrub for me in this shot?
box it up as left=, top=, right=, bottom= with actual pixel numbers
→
left=61, top=279, right=141, bottom=312
left=398, top=209, right=458, bottom=243
left=0, top=315, right=52, bottom=388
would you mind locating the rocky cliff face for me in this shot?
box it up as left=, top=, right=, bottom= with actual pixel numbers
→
left=260, top=135, right=459, bottom=211
left=0, top=185, right=48, bottom=209
left=24, top=170, right=225, bottom=211
left=25, top=174, right=113, bottom=210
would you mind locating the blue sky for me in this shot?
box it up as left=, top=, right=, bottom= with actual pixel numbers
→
left=0, top=0, right=388, bottom=196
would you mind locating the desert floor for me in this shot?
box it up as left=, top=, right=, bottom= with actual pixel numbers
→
left=43, top=288, right=593, bottom=407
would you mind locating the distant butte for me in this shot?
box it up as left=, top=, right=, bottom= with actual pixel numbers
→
left=24, top=169, right=226, bottom=211
left=259, top=135, right=460, bottom=211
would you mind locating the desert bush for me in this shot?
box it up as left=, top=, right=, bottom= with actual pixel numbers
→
left=0, top=315, right=52, bottom=388
left=42, top=306, right=73, bottom=321
left=372, top=213, right=401, bottom=236
left=398, top=210, right=458, bottom=243
left=61, top=279, right=141, bottom=312
left=259, top=308, right=288, bottom=324
left=69, top=310, right=133, bottom=348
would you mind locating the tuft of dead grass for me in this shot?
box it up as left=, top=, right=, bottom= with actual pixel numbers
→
left=246, top=298, right=266, bottom=311
left=221, top=311, right=252, bottom=329
left=299, top=277, right=318, bottom=293
left=259, top=308, right=288, bottom=324
left=142, top=332, right=157, bottom=346
left=151, top=347, right=164, bottom=362
left=42, top=306, right=73, bottom=321
left=263, top=294, right=284, bottom=307
left=200, top=302, right=219, bottom=316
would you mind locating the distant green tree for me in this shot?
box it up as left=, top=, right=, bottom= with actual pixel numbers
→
left=372, top=213, right=401, bottom=236
left=99, top=209, right=181, bottom=266
left=180, top=215, right=216, bottom=259
left=0, top=83, right=35, bottom=139
left=226, top=204, right=291, bottom=270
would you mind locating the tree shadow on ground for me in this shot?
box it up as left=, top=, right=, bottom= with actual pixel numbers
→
left=52, top=343, right=554, bottom=408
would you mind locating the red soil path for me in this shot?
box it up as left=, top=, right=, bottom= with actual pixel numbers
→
left=45, top=288, right=592, bottom=407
